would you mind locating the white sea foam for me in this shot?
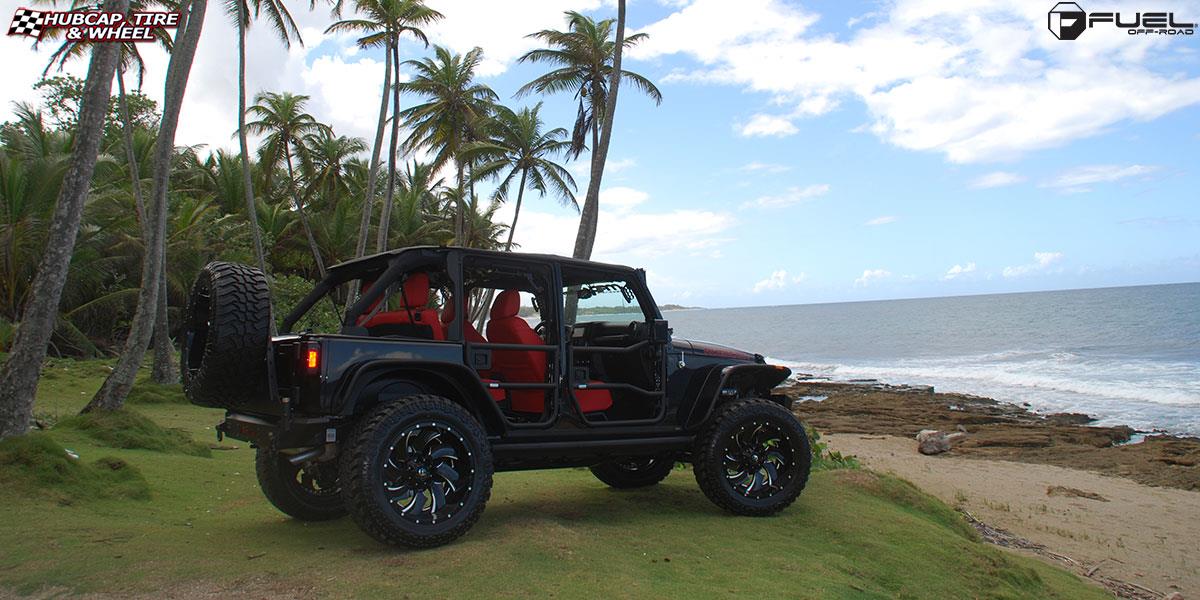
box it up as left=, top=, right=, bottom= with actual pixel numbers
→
left=765, top=353, right=1200, bottom=435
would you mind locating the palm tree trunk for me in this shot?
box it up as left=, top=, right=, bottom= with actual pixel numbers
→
left=454, top=162, right=465, bottom=244
left=116, top=66, right=148, bottom=237
left=86, top=0, right=206, bottom=413
left=566, top=0, right=626, bottom=323
left=354, top=41, right=392, bottom=259
left=236, top=0, right=269, bottom=277
left=0, top=0, right=128, bottom=439
left=118, top=65, right=178, bottom=384
left=285, top=145, right=327, bottom=278
left=504, top=168, right=528, bottom=251
left=376, top=38, right=403, bottom=253
left=573, top=0, right=625, bottom=262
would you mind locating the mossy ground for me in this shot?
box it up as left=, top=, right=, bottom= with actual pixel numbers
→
left=0, top=359, right=1108, bottom=599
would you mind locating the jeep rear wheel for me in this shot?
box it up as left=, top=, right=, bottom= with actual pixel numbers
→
left=590, top=456, right=676, bottom=489
left=340, top=395, right=493, bottom=548
left=181, top=261, right=271, bottom=409
left=255, top=444, right=346, bottom=521
left=693, top=399, right=811, bottom=516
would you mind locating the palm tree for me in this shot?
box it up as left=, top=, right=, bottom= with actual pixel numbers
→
left=397, top=46, right=498, bottom=243
left=521, top=2, right=652, bottom=321
left=386, top=161, right=451, bottom=247
left=516, top=10, right=660, bottom=161
left=0, top=0, right=128, bottom=436
left=301, top=129, right=367, bottom=209
left=87, top=0, right=208, bottom=412
left=467, top=103, right=576, bottom=251
left=246, top=91, right=330, bottom=277
left=230, top=0, right=302, bottom=279
left=326, top=0, right=442, bottom=258
left=39, top=0, right=180, bottom=383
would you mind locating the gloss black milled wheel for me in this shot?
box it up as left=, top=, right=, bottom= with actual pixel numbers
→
left=694, top=399, right=811, bottom=516
left=341, top=395, right=493, bottom=548
left=382, top=422, right=474, bottom=524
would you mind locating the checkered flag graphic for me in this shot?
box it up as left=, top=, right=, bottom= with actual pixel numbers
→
left=8, top=8, right=46, bottom=38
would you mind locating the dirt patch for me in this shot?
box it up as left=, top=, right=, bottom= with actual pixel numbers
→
left=784, top=381, right=1200, bottom=491
left=822, top=433, right=1200, bottom=596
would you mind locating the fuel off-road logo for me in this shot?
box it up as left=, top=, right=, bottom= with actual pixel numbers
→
left=1048, top=3, right=1195, bottom=39
left=8, top=6, right=178, bottom=42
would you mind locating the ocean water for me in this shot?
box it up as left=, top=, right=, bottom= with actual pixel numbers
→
left=662, top=283, right=1200, bottom=435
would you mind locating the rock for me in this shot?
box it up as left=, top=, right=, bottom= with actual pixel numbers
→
left=1046, top=485, right=1109, bottom=502
left=1164, top=592, right=1184, bottom=600
left=916, top=429, right=966, bottom=455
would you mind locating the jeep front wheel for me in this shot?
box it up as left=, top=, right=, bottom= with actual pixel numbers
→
left=693, top=399, right=812, bottom=516
left=255, top=444, right=346, bottom=521
left=340, top=395, right=493, bottom=548
left=590, top=456, right=675, bottom=489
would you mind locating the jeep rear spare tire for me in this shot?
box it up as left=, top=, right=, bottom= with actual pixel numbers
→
left=181, top=261, right=272, bottom=408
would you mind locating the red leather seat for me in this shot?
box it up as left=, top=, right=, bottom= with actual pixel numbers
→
left=360, top=272, right=443, bottom=340
left=440, top=296, right=486, bottom=344
left=486, top=290, right=611, bottom=414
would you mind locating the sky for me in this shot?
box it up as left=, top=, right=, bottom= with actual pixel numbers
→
left=2, top=0, right=1199, bottom=308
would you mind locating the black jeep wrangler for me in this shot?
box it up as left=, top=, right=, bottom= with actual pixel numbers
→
left=182, top=247, right=810, bottom=548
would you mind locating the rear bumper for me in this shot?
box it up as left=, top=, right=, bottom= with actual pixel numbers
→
left=217, top=412, right=337, bottom=449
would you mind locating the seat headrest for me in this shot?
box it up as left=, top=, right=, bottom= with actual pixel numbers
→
left=490, top=290, right=521, bottom=319
left=400, top=272, right=430, bottom=308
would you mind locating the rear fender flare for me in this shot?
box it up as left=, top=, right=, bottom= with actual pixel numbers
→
left=336, top=360, right=506, bottom=435
left=687, top=364, right=792, bottom=429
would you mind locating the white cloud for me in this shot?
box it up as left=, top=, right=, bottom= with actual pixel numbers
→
left=743, top=183, right=830, bottom=209
left=1003, top=252, right=1064, bottom=278
left=635, top=0, right=1200, bottom=163
left=970, top=171, right=1026, bottom=189
left=753, top=270, right=787, bottom=293
left=854, top=268, right=891, bottom=286
left=737, top=114, right=798, bottom=137
left=741, top=161, right=792, bottom=174
left=865, top=215, right=897, bottom=226
left=752, top=269, right=807, bottom=293
left=1044, top=164, right=1159, bottom=192
left=943, top=261, right=977, bottom=280
left=501, top=187, right=736, bottom=261
left=605, top=157, right=637, bottom=173
left=422, top=0, right=606, bottom=76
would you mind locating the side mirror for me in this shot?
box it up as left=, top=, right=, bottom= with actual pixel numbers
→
left=651, top=319, right=671, bottom=343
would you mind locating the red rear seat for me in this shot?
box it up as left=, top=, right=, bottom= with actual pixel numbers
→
left=360, top=272, right=443, bottom=340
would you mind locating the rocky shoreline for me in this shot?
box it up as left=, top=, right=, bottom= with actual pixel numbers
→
left=781, top=378, right=1200, bottom=491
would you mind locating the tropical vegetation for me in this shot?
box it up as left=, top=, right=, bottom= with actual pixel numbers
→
left=0, top=0, right=656, bottom=438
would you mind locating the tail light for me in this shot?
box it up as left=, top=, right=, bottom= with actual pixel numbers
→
left=303, top=342, right=320, bottom=373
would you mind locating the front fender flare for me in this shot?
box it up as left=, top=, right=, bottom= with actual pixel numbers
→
left=685, top=363, right=792, bottom=430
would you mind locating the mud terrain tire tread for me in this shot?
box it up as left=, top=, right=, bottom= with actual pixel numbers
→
left=693, top=398, right=812, bottom=516
left=340, top=395, right=493, bottom=548
left=590, top=457, right=676, bottom=489
left=181, top=261, right=271, bottom=408
left=255, top=443, right=346, bottom=521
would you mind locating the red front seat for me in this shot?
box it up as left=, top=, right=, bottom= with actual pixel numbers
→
left=360, top=272, right=443, bottom=340
left=486, top=290, right=611, bottom=414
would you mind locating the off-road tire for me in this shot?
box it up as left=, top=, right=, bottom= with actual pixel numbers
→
left=181, top=261, right=271, bottom=408
left=590, top=457, right=676, bottom=489
left=693, top=399, right=811, bottom=516
left=340, top=395, right=493, bottom=548
left=255, top=443, right=346, bottom=521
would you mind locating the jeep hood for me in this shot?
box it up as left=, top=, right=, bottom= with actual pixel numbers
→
left=673, top=338, right=760, bottom=363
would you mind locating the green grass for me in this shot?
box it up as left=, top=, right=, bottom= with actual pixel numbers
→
left=0, top=360, right=1108, bottom=599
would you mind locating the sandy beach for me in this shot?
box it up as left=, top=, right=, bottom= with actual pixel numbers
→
left=783, top=381, right=1200, bottom=597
